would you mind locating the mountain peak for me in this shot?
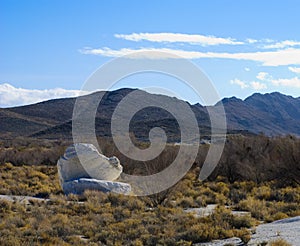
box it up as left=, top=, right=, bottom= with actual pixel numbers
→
left=215, top=96, right=243, bottom=106
left=245, top=91, right=291, bottom=102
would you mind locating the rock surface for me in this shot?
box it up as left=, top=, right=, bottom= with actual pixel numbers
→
left=57, top=143, right=131, bottom=195
left=0, top=195, right=49, bottom=204
left=57, top=143, right=122, bottom=184
left=194, top=237, right=243, bottom=246
left=248, top=216, right=300, bottom=245
left=62, top=178, right=131, bottom=195
left=185, top=205, right=251, bottom=218
left=184, top=204, right=217, bottom=218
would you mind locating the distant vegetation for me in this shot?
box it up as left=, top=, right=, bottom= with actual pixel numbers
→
left=0, top=138, right=69, bottom=166
left=0, top=135, right=300, bottom=245
left=211, top=134, right=300, bottom=185
left=1, top=135, right=299, bottom=184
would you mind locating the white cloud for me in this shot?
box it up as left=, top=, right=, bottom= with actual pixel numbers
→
left=224, top=48, right=300, bottom=66
left=0, top=83, right=88, bottom=107
left=230, top=78, right=267, bottom=90
left=251, top=81, right=267, bottom=90
left=254, top=72, right=300, bottom=88
left=80, top=47, right=207, bottom=59
left=80, top=47, right=300, bottom=66
left=114, top=32, right=244, bottom=46
left=246, top=38, right=258, bottom=44
left=263, top=40, right=300, bottom=49
left=256, top=72, right=270, bottom=81
left=288, top=67, right=300, bottom=74
left=271, top=77, right=300, bottom=88
left=244, top=67, right=250, bottom=71
left=230, top=79, right=249, bottom=89
left=263, top=39, right=275, bottom=43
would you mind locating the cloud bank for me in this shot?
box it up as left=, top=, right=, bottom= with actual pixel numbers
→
left=0, top=83, right=88, bottom=107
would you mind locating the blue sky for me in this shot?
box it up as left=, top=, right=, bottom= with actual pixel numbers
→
left=1, top=0, right=300, bottom=106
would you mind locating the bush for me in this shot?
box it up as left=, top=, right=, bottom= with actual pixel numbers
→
left=232, top=215, right=255, bottom=229
left=271, top=212, right=289, bottom=221
left=177, top=197, right=194, bottom=208
left=235, top=228, right=251, bottom=244
left=0, top=200, right=12, bottom=215
left=269, top=238, right=292, bottom=246
left=236, top=197, right=269, bottom=220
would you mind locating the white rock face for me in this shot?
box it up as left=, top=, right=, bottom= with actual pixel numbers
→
left=57, top=143, right=123, bottom=185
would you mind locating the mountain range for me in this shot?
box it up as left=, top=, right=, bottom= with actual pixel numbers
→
left=1, top=88, right=299, bottom=140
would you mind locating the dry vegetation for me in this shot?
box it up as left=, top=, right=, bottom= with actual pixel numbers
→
left=0, top=135, right=300, bottom=245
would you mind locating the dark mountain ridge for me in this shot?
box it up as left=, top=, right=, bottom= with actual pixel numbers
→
left=1, top=89, right=299, bottom=140
left=222, top=92, right=300, bottom=135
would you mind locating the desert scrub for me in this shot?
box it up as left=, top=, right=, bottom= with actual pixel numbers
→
left=236, top=197, right=270, bottom=220
left=0, top=182, right=299, bottom=245
left=253, top=185, right=272, bottom=200
left=232, top=214, right=255, bottom=229
left=177, top=196, right=195, bottom=208
left=279, top=186, right=300, bottom=203
left=0, top=163, right=60, bottom=197
left=234, top=228, right=251, bottom=244
left=208, top=181, right=230, bottom=197
left=1, top=137, right=300, bottom=245
left=264, top=201, right=300, bottom=222
left=269, top=238, right=292, bottom=246
left=270, top=212, right=289, bottom=221
left=0, top=199, right=12, bottom=215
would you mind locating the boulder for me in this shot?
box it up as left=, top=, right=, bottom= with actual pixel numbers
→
left=57, top=143, right=131, bottom=195
left=62, top=178, right=132, bottom=195
left=57, top=143, right=122, bottom=185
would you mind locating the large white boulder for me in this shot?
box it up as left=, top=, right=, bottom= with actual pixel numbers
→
left=57, top=143, right=123, bottom=185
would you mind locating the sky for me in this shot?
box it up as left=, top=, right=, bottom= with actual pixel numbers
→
left=1, top=0, right=300, bottom=107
